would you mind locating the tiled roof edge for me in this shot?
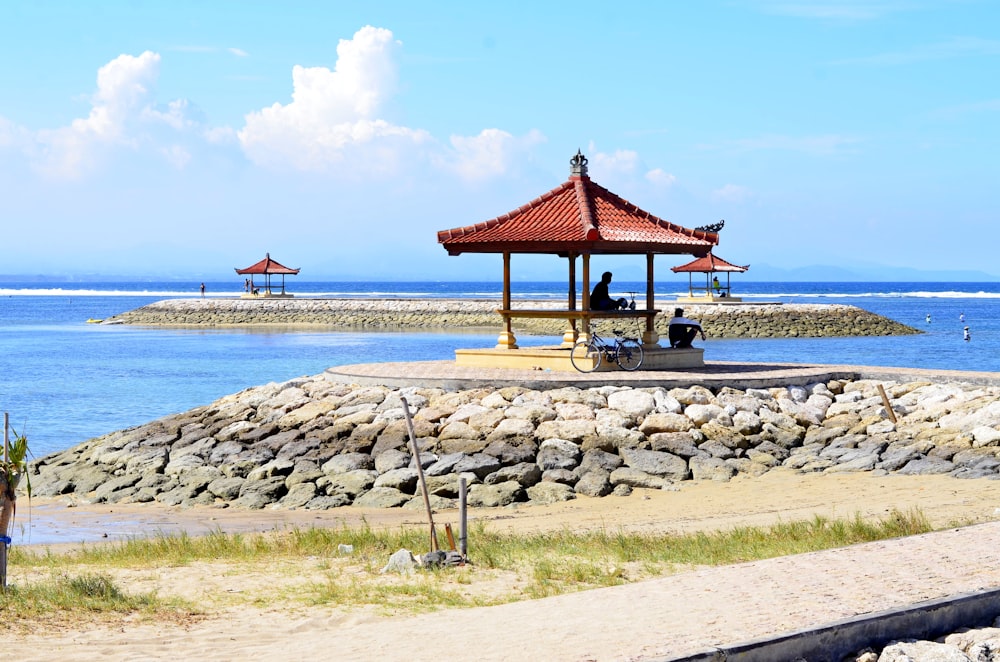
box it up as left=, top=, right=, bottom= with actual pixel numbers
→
left=438, top=181, right=575, bottom=242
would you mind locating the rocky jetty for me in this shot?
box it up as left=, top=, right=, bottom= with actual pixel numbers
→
left=29, top=371, right=1000, bottom=511
left=848, top=620, right=1000, bottom=661
left=102, top=299, right=919, bottom=339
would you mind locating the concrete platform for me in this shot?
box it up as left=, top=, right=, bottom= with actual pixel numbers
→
left=326, top=360, right=1000, bottom=390
left=239, top=292, right=294, bottom=299
left=453, top=345, right=704, bottom=372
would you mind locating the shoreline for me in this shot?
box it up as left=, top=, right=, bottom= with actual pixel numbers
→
left=14, top=469, right=1000, bottom=549
left=100, top=298, right=920, bottom=338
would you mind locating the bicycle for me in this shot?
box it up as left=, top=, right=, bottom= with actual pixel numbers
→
left=623, top=291, right=638, bottom=310
left=570, top=324, right=644, bottom=373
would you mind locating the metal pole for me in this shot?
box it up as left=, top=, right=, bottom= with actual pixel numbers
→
left=459, top=477, right=468, bottom=561
left=401, top=397, right=438, bottom=552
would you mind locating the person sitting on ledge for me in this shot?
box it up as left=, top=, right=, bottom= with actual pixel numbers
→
left=590, top=271, right=628, bottom=311
left=668, top=307, right=706, bottom=348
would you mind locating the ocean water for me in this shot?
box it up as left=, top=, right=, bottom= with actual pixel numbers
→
left=1, top=280, right=998, bottom=459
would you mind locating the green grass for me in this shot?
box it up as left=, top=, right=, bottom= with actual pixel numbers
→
left=0, top=571, right=166, bottom=620
left=2, top=508, right=936, bottom=618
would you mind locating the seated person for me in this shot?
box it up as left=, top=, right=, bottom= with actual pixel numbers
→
left=668, top=307, right=706, bottom=348
left=590, top=271, right=627, bottom=310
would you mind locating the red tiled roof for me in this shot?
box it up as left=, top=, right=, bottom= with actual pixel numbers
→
left=671, top=252, right=749, bottom=273
left=438, top=172, right=718, bottom=256
left=235, top=253, right=300, bottom=275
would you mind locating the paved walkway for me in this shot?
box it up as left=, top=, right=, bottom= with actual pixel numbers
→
left=327, top=359, right=1000, bottom=390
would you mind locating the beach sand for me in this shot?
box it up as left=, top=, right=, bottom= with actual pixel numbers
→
left=5, top=469, right=1000, bottom=661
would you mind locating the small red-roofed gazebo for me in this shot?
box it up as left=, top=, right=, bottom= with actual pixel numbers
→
left=438, top=151, right=720, bottom=356
left=235, top=253, right=300, bottom=298
left=672, top=252, right=749, bottom=302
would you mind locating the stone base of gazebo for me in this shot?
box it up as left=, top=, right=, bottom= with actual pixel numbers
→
left=240, top=292, right=294, bottom=299
left=675, top=294, right=744, bottom=303
left=454, top=346, right=703, bottom=372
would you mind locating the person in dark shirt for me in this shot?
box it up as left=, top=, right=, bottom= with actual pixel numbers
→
left=590, top=271, right=625, bottom=310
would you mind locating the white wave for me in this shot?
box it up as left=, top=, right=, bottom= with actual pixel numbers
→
left=0, top=288, right=225, bottom=297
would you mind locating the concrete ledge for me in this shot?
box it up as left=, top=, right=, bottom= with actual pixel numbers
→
left=453, top=346, right=704, bottom=372
left=661, top=587, right=1000, bottom=662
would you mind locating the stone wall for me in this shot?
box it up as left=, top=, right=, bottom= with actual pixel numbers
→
left=102, top=299, right=919, bottom=339
left=29, top=372, right=1000, bottom=511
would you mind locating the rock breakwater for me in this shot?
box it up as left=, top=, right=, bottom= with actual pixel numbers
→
left=30, top=371, right=1000, bottom=511
left=102, top=299, right=919, bottom=339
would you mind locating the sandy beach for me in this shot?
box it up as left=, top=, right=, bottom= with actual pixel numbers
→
left=5, top=469, right=1000, bottom=661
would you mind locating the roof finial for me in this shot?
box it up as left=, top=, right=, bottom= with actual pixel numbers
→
left=570, top=149, right=588, bottom=177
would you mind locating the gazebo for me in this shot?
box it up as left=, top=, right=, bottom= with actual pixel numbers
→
left=437, top=151, right=719, bottom=370
left=235, top=253, right=300, bottom=298
left=672, top=252, right=749, bottom=302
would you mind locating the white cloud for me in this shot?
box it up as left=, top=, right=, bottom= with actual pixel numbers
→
left=28, top=51, right=192, bottom=178
left=587, top=144, right=641, bottom=177
left=161, top=144, right=191, bottom=169
left=0, top=116, right=30, bottom=149
left=228, top=47, right=249, bottom=57
left=238, top=26, right=431, bottom=173
left=645, top=168, right=677, bottom=188
left=713, top=184, right=752, bottom=203
left=143, top=99, right=196, bottom=131
left=204, top=125, right=238, bottom=144
left=440, top=128, right=545, bottom=181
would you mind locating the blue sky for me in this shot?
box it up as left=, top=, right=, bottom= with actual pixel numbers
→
left=1, top=0, right=997, bottom=281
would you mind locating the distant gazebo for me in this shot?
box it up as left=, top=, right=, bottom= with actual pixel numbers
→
left=672, top=252, right=749, bottom=302
left=235, top=253, right=300, bottom=298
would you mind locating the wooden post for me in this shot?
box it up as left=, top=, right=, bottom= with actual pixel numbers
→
left=496, top=251, right=518, bottom=349
left=401, top=397, right=438, bottom=552
left=644, top=253, right=659, bottom=347
left=877, top=384, right=897, bottom=423
left=581, top=254, right=592, bottom=342
left=563, top=254, right=579, bottom=346
left=459, top=477, right=468, bottom=561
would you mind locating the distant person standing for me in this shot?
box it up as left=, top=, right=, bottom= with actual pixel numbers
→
left=964, top=326, right=971, bottom=342
left=926, top=313, right=931, bottom=324
left=244, top=278, right=250, bottom=293
left=200, top=282, right=205, bottom=297
left=960, top=312, right=966, bottom=323
left=712, top=276, right=721, bottom=295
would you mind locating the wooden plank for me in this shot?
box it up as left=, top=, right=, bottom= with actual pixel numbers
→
left=496, top=309, right=660, bottom=319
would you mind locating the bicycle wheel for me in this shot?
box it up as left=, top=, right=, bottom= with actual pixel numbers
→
left=570, top=339, right=603, bottom=373
left=615, top=339, right=644, bottom=371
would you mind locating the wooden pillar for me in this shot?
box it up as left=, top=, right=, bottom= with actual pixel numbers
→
left=580, top=254, right=592, bottom=342
left=643, top=253, right=660, bottom=347
left=496, top=252, right=518, bottom=349
left=562, top=254, right=578, bottom=347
